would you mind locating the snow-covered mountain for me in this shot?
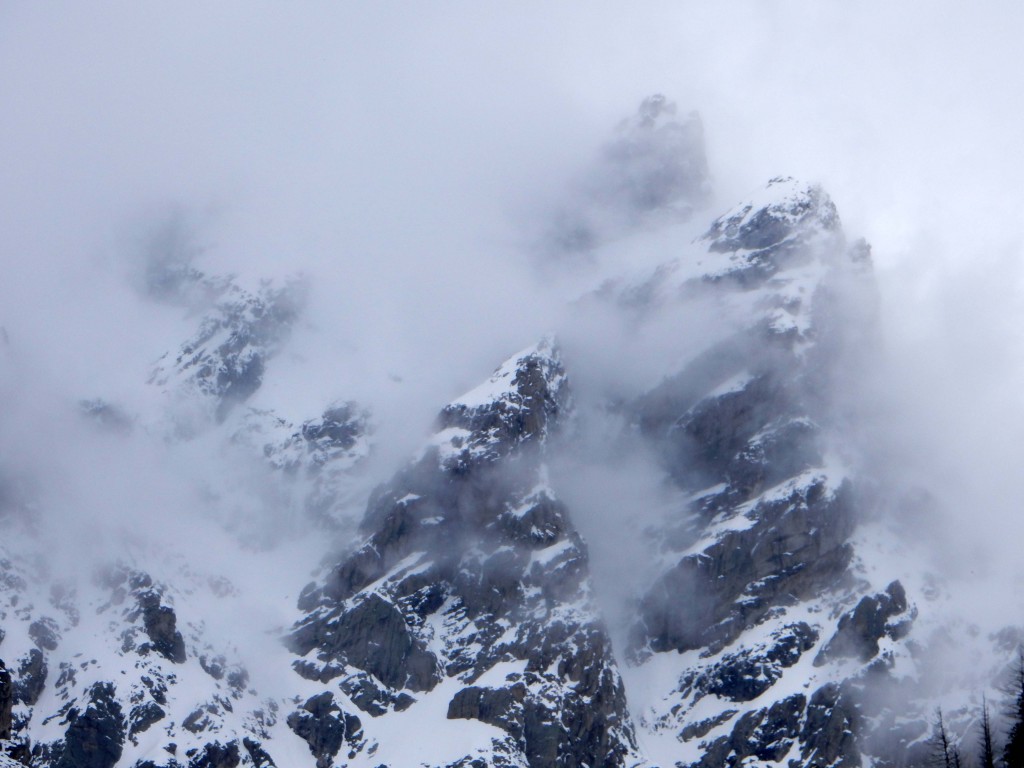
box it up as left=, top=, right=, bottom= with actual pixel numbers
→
left=1, top=96, right=1019, bottom=768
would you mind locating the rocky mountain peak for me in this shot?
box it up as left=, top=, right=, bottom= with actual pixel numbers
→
left=149, top=276, right=307, bottom=431
left=702, top=176, right=840, bottom=255
left=432, top=336, right=569, bottom=470
left=604, top=94, right=711, bottom=218
left=599, top=176, right=857, bottom=350
left=287, top=336, right=639, bottom=767
left=546, top=94, right=711, bottom=254
left=633, top=93, right=676, bottom=128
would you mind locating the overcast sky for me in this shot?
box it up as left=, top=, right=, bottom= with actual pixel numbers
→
left=4, top=2, right=1023, bottom=374
left=1, top=10, right=1020, bottom=388
left=3, top=3, right=1024, bottom=596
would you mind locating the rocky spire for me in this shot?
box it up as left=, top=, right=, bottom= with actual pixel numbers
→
left=289, top=338, right=640, bottom=767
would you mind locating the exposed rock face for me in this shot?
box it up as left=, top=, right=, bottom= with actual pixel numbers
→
left=115, top=570, right=189, bottom=665
left=50, top=682, right=125, bottom=768
left=294, top=591, right=439, bottom=693
left=134, top=588, right=187, bottom=664
left=703, top=179, right=839, bottom=260
left=677, top=622, right=818, bottom=704
left=691, top=694, right=808, bottom=768
left=28, top=618, right=59, bottom=652
left=139, top=257, right=373, bottom=536
left=287, top=692, right=363, bottom=768
left=603, top=93, right=711, bottom=217
left=14, top=649, right=46, bottom=706
left=629, top=179, right=863, bottom=655
left=0, top=661, right=21, bottom=765
left=0, top=662, right=11, bottom=741
left=289, top=338, right=640, bottom=767
left=242, top=402, right=370, bottom=475
left=816, top=581, right=910, bottom=665
left=800, top=682, right=862, bottom=768
left=189, top=740, right=241, bottom=768
left=636, top=476, right=855, bottom=655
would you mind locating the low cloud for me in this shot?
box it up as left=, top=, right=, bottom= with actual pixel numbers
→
left=2, top=4, right=1024, bottom=716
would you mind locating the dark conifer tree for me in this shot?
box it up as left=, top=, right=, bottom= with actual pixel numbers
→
left=937, top=708, right=954, bottom=768
left=980, top=693, right=997, bottom=768
left=1002, top=654, right=1024, bottom=768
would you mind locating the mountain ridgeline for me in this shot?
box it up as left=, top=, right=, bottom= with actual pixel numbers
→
left=0, top=96, right=1017, bottom=767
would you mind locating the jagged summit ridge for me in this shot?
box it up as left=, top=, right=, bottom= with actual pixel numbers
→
left=607, top=177, right=853, bottom=326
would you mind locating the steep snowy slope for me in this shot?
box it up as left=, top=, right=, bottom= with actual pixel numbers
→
left=0, top=545, right=281, bottom=768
